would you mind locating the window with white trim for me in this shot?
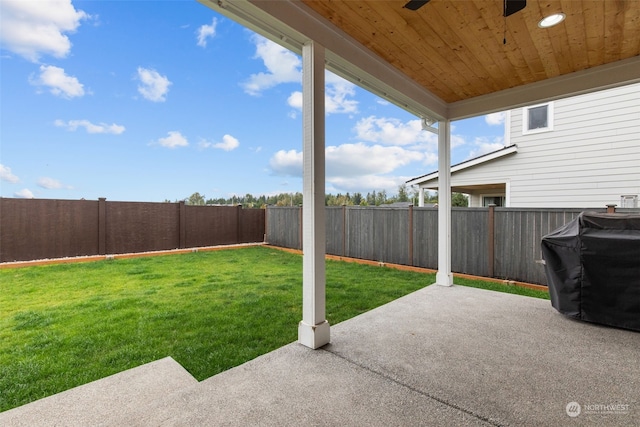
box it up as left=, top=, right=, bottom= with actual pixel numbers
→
left=482, top=196, right=505, bottom=207
left=621, top=195, right=638, bottom=208
left=522, top=102, right=554, bottom=135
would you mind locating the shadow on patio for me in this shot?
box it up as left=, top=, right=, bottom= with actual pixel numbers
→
left=2, top=284, right=638, bottom=426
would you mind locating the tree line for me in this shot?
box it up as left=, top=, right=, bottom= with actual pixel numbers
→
left=175, top=184, right=468, bottom=208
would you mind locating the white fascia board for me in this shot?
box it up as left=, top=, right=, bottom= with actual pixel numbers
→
left=198, top=0, right=447, bottom=121
left=406, top=145, right=518, bottom=186
left=448, top=56, right=640, bottom=120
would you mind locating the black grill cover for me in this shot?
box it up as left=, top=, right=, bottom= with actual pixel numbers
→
left=541, top=212, right=640, bottom=331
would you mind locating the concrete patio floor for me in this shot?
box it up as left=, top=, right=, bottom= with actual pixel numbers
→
left=2, top=285, right=638, bottom=426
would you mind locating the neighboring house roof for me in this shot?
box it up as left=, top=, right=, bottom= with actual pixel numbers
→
left=406, top=145, right=518, bottom=186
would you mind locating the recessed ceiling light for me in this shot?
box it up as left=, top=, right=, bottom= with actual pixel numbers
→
left=538, top=13, right=566, bottom=28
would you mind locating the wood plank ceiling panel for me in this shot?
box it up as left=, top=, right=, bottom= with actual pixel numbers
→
left=301, top=0, right=640, bottom=104
left=527, top=0, right=562, bottom=77
left=621, top=1, right=640, bottom=57
left=471, top=1, right=544, bottom=85
left=603, top=0, right=626, bottom=63
left=561, top=0, right=589, bottom=71
left=445, top=1, right=521, bottom=89
left=356, top=1, right=477, bottom=99
left=406, top=1, right=504, bottom=94
left=310, top=0, right=462, bottom=101
left=582, top=0, right=606, bottom=66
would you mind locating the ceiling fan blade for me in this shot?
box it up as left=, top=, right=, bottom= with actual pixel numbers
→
left=504, top=0, right=526, bottom=17
left=404, top=0, right=431, bottom=11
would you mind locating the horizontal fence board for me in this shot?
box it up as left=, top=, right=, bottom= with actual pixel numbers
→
left=0, top=198, right=265, bottom=262
left=106, top=202, right=180, bottom=254
left=185, top=205, right=238, bottom=247
left=240, top=208, right=266, bottom=243
left=0, top=198, right=99, bottom=262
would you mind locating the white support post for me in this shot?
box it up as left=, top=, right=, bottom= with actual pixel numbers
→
left=298, top=41, right=330, bottom=349
left=418, top=187, right=425, bottom=207
left=436, top=120, right=453, bottom=286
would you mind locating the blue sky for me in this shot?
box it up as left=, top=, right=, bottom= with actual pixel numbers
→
left=0, top=0, right=506, bottom=202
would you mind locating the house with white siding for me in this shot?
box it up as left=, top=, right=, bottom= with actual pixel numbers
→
left=407, top=83, right=640, bottom=208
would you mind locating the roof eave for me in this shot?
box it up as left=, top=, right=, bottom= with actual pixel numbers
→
left=448, top=56, right=640, bottom=120
left=198, top=0, right=448, bottom=121
left=406, top=145, right=518, bottom=186
left=199, top=1, right=640, bottom=122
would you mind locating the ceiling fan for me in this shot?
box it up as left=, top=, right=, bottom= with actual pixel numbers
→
left=404, top=0, right=527, bottom=17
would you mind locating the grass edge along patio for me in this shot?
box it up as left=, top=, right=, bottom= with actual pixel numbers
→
left=0, top=245, right=548, bottom=412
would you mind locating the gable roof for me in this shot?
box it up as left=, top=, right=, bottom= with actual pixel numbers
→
left=406, top=144, right=518, bottom=186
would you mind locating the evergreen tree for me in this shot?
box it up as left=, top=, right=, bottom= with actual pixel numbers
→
left=186, top=192, right=205, bottom=205
left=397, top=184, right=409, bottom=202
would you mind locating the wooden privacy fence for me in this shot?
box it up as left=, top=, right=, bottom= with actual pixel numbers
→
left=0, top=198, right=265, bottom=263
left=266, top=205, right=613, bottom=286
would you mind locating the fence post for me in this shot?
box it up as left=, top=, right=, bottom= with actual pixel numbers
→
left=298, top=206, right=303, bottom=250
left=606, top=204, right=617, bottom=213
left=179, top=201, right=186, bottom=249
left=488, top=204, right=496, bottom=278
left=98, top=197, right=106, bottom=255
left=264, top=206, right=268, bottom=243
left=342, top=204, right=346, bottom=257
left=408, top=205, right=414, bottom=266
left=236, top=204, right=243, bottom=244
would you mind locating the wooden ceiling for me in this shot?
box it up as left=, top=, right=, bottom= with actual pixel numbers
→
left=301, top=0, right=640, bottom=104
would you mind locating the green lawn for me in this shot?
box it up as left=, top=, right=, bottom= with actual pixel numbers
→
left=0, top=246, right=548, bottom=412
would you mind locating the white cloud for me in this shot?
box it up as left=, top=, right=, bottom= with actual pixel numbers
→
left=485, top=112, right=506, bottom=126
left=154, top=131, right=188, bottom=148
left=0, top=164, right=19, bottom=183
left=37, top=177, right=63, bottom=189
left=136, top=67, right=171, bottom=102
left=0, top=0, right=89, bottom=62
left=14, top=189, right=34, bottom=198
left=325, top=143, right=424, bottom=177
left=244, top=37, right=358, bottom=114
left=451, top=134, right=467, bottom=149
left=269, top=143, right=424, bottom=190
left=54, top=119, right=125, bottom=134
left=327, top=175, right=409, bottom=194
left=286, top=73, right=358, bottom=115
left=214, top=134, right=239, bottom=151
left=354, top=116, right=436, bottom=146
left=30, top=65, right=85, bottom=98
left=325, top=73, right=358, bottom=114
left=242, top=35, right=301, bottom=96
left=466, top=137, right=505, bottom=160
left=269, top=149, right=302, bottom=177
left=287, top=91, right=302, bottom=109
left=200, top=134, right=240, bottom=151
left=269, top=143, right=429, bottom=195
left=196, top=18, right=217, bottom=47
